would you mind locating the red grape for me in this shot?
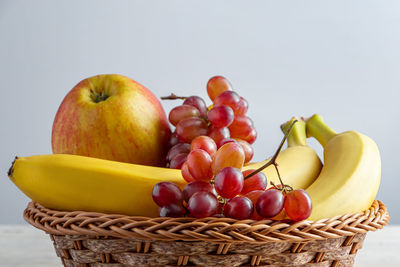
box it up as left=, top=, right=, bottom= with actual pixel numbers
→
left=207, top=76, right=232, bottom=101
left=212, top=142, right=245, bottom=175
left=244, top=127, right=257, bottom=144
left=181, top=162, right=196, bottom=183
left=214, top=91, right=241, bottom=112
left=264, top=185, right=287, bottom=221
left=229, top=115, right=254, bottom=139
left=183, top=181, right=216, bottom=203
left=152, top=182, right=183, bottom=207
left=207, top=105, right=234, bottom=128
left=169, top=153, right=188, bottom=169
left=224, top=196, right=254, bottom=220
left=235, top=139, right=254, bottom=163
left=265, top=186, right=286, bottom=221
left=167, top=143, right=190, bottom=162
left=236, top=97, right=248, bottom=115
left=159, top=204, right=186, bottom=217
left=241, top=170, right=268, bottom=195
left=207, top=126, right=230, bottom=147
left=176, top=117, right=208, bottom=143
left=256, top=189, right=284, bottom=218
left=187, top=191, right=218, bottom=218
left=183, top=96, right=208, bottom=118
left=190, top=136, right=217, bottom=157
left=284, top=189, right=312, bottom=221
left=214, top=167, right=244, bottom=199
left=245, top=190, right=264, bottom=220
left=169, top=104, right=200, bottom=126
left=187, top=149, right=213, bottom=182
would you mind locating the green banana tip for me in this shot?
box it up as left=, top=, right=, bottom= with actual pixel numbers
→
left=306, top=114, right=324, bottom=123
left=280, top=116, right=302, bottom=131
left=305, top=114, right=338, bottom=146
left=8, top=156, right=18, bottom=178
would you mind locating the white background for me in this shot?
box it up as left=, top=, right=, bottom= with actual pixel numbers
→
left=0, top=0, right=399, bottom=224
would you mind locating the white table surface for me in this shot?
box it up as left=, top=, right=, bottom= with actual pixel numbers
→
left=0, top=225, right=399, bottom=267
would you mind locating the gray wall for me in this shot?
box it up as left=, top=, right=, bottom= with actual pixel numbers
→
left=1, top=0, right=399, bottom=224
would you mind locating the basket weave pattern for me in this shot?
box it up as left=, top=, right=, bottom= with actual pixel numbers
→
left=24, top=200, right=389, bottom=267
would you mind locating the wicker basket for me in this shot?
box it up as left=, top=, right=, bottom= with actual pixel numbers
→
left=24, top=200, right=389, bottom=267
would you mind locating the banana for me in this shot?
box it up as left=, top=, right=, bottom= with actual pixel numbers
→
left=244, top=118, right=322, bottom=189
left=305, top=114, right=381, bottom=221
left=8, top=154, right=186, bottom=217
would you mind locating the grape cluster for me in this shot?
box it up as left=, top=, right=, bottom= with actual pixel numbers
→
left=165, top=76, right=256, bottom=169
left=153, top=76, right=312, bottom=221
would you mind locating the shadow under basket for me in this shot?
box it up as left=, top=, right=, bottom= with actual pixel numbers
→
left=24, top=200, right=389, bottom=267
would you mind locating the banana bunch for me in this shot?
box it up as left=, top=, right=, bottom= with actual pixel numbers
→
left=8, top=119, right=322, bottom=217
left=305, top=114, right=381, bottom=221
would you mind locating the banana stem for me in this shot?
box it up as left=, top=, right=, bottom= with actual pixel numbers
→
left=306, top=114, right=337, bottom=148
left=8, top=156, right=18, bottom=181
left=281, top=118, right=307, bottom=147
left=160, top=93, right=187, bottom=100
left=244, top=120, right=297, bottom=193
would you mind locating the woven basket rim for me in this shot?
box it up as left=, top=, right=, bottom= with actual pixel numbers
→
left=24, top=200, right=389, bottom=243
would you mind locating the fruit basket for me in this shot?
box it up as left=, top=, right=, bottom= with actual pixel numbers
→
left=11, top=75, right=388, bottom=266
left=24, top=200, right=388, bottom=267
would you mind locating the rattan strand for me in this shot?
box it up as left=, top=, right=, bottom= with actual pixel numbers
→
left=24, top=200, right=389, bottom=243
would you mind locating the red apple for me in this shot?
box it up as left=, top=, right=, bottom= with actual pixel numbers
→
left=52, top=74, right=171, bottom=166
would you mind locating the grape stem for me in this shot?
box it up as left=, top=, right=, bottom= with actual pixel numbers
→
left=243, top=120, right=298, bottom=194
left=160, top=93, right=187, bottom=100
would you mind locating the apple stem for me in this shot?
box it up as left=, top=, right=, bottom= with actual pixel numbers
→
left=160, top=93, right=187, bottom=100
left=91, top=90, right=109, bottom=103
left=243, top=120, right=297, bottom=194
